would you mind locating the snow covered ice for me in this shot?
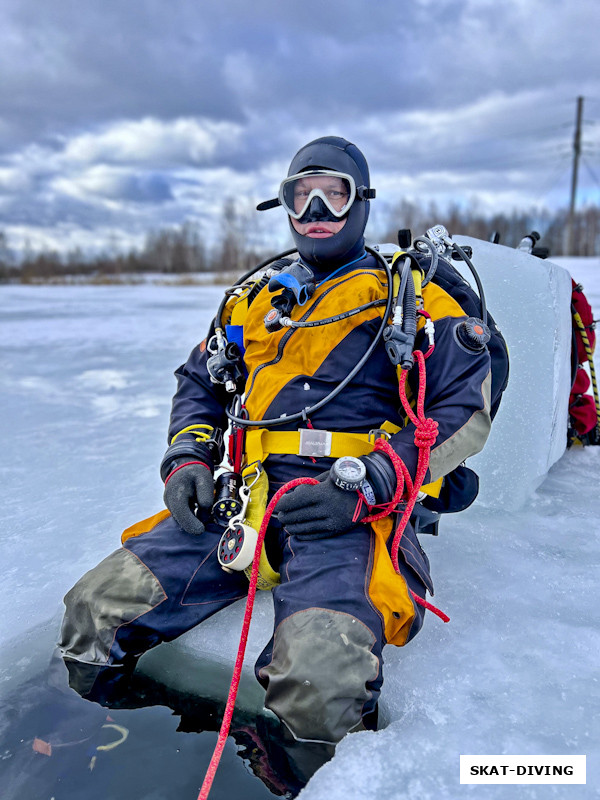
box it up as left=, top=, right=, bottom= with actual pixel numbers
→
left=0, top=254, right=598, bottom=798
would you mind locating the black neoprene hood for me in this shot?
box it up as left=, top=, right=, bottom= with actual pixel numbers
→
left=257, top=136, right=374, bottom=272
left=287, top=136, right=372, bottom=270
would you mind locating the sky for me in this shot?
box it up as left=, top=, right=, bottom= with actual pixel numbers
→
left=1, top=0, right=599, bottom=258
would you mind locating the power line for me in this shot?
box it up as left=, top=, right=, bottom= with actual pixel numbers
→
left=581, top=156, right=600, bottom=192
left=386, top=119, right=574, bottom=166
left=534, top=159, right=573, bottom=205
left=443, top=148, right=570, bottom=172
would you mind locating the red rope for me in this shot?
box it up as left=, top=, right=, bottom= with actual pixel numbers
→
left=364, top=351, right=448, bottom=622
left=411, top=593, right=450, bottom=623
left=198, top=350, right=449, bottom=797
left=196, top=476, right=318, bottom=800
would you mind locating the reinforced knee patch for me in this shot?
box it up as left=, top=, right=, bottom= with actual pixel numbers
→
left=260, top=607, right=379, bottom=743
left=59, top=548, right=166, bottom=665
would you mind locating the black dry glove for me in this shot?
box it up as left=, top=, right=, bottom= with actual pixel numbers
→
left=163, top=461, right=214, bottom=535
left=276, top=472, right=367, bottom=540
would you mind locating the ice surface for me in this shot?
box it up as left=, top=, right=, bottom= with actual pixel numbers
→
left=1, top=254, right=599, bottom=798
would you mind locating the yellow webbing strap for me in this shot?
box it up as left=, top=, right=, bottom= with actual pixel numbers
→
left=390, top=251, right=424, bottom=311
left=412, top=266, right=424, bottom=309
left=219, top=287, right=249, bottom=328
left=245, top=429, right=373, bottom=465
left=244, top=424, right=442, bottom=498
left=240, top=465, right=280, bottom=590
left=391, top=250, right=406, bottom=268
left=392, top=270, right=401, bottom=306
left=224, top=274, right=266, bottom=328
left=230, top=293, right=249, bottom=326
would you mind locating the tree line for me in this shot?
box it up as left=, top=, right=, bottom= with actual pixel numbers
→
left=379, top=200, right=600, bottom=258
left=1, top=200, right=598, bottom=283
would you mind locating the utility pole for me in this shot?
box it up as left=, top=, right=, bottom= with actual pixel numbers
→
left=566, top=96, right=584, bottom=255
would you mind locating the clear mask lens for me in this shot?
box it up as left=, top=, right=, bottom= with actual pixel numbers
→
left=280, top=170, right=356, bottom=220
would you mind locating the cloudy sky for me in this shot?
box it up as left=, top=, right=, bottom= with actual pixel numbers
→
left=1, top=0, right=599, bottom=257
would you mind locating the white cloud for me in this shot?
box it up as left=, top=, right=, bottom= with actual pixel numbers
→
left=62, top=117, right=243, bottom=166
left=0, top=166, right=31, bottom=193
left=51, top=164, right=173, bottom=205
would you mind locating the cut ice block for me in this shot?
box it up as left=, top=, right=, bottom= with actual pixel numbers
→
left=453, top=236, right=573, bottom=509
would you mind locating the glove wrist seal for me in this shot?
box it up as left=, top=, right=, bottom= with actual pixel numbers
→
left=360, top=451, right=397, bottom=505
left=160, top=439, right=215, bottom=482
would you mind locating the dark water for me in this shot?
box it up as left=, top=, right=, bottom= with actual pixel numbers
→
left=0, top=667, right=301, bottom=800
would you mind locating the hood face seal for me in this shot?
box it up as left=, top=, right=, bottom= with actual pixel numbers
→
left=287, top=137, right=373, bottom=270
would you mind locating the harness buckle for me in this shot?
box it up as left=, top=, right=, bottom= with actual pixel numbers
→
left=368, top=428, right=390, bottom=443
left=298, top=428, right=332, bottom=457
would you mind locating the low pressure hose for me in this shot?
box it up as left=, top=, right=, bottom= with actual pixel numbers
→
left=401, top=259, right=417, bottom=344
left=214, top=249, right=297, bottom=332
left=412, top=236, right=439, bottom=287
left=452, top=240, right=488, bottom=326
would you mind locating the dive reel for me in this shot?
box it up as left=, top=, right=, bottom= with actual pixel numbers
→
left=216, top=482, right=259, bottom=573
left=217, top=521, right=258, bottom=573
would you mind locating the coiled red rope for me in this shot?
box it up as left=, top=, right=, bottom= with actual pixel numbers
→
left=198, top=349, right=448, bottom=798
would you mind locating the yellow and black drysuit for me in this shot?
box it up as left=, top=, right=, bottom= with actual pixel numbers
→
left=59, top=251, right=492, bottom=744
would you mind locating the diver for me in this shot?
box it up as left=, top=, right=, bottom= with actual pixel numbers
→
left=55, top=136, right=493, bottom=791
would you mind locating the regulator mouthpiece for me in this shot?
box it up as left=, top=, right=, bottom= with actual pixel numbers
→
left=268, top=261, right=315, bottom=306
left=264, top=261, right=315, bottom=332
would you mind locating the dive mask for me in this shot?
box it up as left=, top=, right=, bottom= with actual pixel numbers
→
left=279, top=170, right=357, bottom=220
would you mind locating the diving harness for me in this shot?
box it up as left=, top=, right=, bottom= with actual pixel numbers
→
left=183, top=225, right=491, bottom=588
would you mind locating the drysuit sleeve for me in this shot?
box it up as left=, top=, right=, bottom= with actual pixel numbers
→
left=388, top=315, right=492, bottom=485
left=167, top=336, right=230, bottom=444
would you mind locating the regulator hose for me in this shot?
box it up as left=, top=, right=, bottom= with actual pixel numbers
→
left=214, top=248, right=298, bottom=332
left=412, top=236, right=439, bottom=287
left=226, top=245, right=394, bottom=428
left=452, top=240, right=488, bottom=326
